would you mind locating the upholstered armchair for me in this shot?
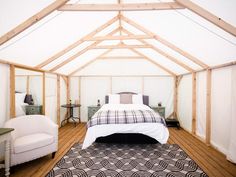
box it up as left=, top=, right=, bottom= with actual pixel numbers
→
left=4, top=115, right=58, bottom=166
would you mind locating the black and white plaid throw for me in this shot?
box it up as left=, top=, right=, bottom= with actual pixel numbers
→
left=87, top=109, right=166, bottom=128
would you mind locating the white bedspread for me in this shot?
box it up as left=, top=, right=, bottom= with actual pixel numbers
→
left=82, top=104, right=169, bottom=149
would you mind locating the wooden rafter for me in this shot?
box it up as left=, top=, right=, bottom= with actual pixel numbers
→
left=50, top=28, right=120, bottom=72
left=121, top=15, right=209, bottom=69
left=0, top=0, right=69, bottom=45
left=84, top=35, right=152, bottom=41
left=176, top=0, right=236, bottom=37
left=122, top=28, right=195, bottom=72
left=36, top=16, right=119, bottom=68
left=59, top=2, right=185, bottom=11
left=99, top=56, right=143, bottom=59
left=130, top=48, right=176, bottom=76
left=92, top=44, right=151, bottom=49
left=69, top=49, right=113, bottom=76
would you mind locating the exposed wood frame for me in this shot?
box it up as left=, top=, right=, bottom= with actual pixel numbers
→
left=121, top=15, right=209, bottom=69
left=206, top=69, right=212, bottom=145
left=0, top=0, right=69, bottom=45
left=130, top=48, right=177, bottom=76
left=69, top=49, right=113, bottom=76
left=78, top=76, right=81, bottom=119
left=58, top=2, right=185, bottom=11
left=0, top=59, right=67, bottom=76
left=92, top=44, right=151, bottom=49
left=176, top=0, right=236, bottom=37
left=71, top=75, right=172, bottom=78
left=192, top=72, right=197, bottom=134
left=179, top=60, right=236, bottom=76
left=99, top=56, right=143, bottom=59
left=122, top=28, right=195, bottom=72
left=26, top=76, right=30, bottom=94
left=84, top=35, right=152, bottom=41
left=173, top=76, right=178, bottom=117
left=50, top=28, right=120, bottom=72
left=66, top=76, right=70, bottom=104
left=57, top=75, right=61, bottom=126
left=42, top=72, right=46, bottom=115
left=36, top=16, right=119, bottom=69
left=10, top=65, right=15, bottom=118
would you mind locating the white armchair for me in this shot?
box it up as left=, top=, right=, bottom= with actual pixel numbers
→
left=4, top=115, right=58, bottom=166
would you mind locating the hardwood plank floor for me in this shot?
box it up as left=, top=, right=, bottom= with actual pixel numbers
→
left=1, top=123, right=236, bottom=177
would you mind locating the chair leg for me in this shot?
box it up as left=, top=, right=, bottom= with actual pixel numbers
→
left=52, top=152, right=56, bottom=159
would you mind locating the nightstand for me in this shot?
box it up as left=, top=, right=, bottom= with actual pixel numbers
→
left=88, top=106, right=101, bottom=120
left=151, top=106, right=165, bottom=118
left=25, top=105, right=42, bottom=115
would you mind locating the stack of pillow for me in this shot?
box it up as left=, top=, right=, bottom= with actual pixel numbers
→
left=108, top=93, right=143, bottom=104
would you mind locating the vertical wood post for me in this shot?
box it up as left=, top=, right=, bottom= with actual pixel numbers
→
left=78, top=76, right=81, bottom=119
left=26, top=76, right=30, bottom=94
left=192, top=72, right=197, bottom=134
left=57, top=75, right=61, bottom=126
left=67, top=76, right=70, bottom=104
left=42, top=72, right=46, bottom=115
left=10, top=65, right=15, bottom=118
left=173, top=76, right=178, bottom=117
left=206, top=69, right=212, bottom=145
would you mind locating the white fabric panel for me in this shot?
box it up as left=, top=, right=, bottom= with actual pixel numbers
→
left=143, top=77, right=173, bottom=117
left=29, top=76, right=43, bottom=105
left=80, top=77, right=110, bottom=122
left=227, top=65, right=236, bottom=163
left=70, top=77, right=80, bottom=117
left=178, top=75, right=192, bottom=132
left=211, top=67, right=232, bottom=154
left=15, top=76, right=27, bottom=93
left=196, top=71, right=207, bottom=139
left=45, top=74, right=57, bottom=123
left=60, top=77, right=67, bottom=123
left=112, top=77, right=142, bottom=94
left=76, top=59, right=170, bottom=76
left=0, top=63, right=10, bottom=160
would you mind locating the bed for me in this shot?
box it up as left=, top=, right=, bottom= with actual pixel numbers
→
left=82, top=92, right=169, bottom=149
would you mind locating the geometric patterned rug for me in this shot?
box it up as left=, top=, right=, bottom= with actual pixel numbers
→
left=46, top=143, right=208, bottom=177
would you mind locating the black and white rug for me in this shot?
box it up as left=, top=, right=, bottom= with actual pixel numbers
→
left=46, top=143, right=208, bottom=177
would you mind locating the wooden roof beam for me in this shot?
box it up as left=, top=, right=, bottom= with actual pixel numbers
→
left=69, top=49, right=113, bottom=76
left=92, top=44, right=151, bottom=49
left=130, top=48, right=177, bottom=76
left=0, top=0, right=69, bottom=45
left=121, top=15, right=209, bottom=69
left=50, top=28, right=120, bottom=72
left=176, top=0, right=236, bottom=37
left=122, top=28, right=195, bottom=72
left=58, top=2, right=185, bottom=11
left=84, top=35, right=152, bottom=41
left=36, top=15, right=119, bottom=68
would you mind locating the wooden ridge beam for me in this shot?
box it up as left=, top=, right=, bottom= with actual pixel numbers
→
left=50, top=28, right=119, bottom=72
left=121, top=15, right=209, bottom=69
left=130, top=48, right=177, bottom=76
left=0, top=0, right=69, bottom=45
left=69, top=49, right=113, bottom=76
left=99, top=56, right=143, bottom=59
left=84, top=35, right=152, bottom=41
left=122, top=28, right=195, bottom=72
left=92, top=44, right=151, bottom=49
left=36, top=16, right=119, bottom=68
left=176, top=0, right=236, bottom=37
left=59, top=2, right=185, bottom=11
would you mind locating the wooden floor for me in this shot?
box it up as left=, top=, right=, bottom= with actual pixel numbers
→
left=2, top=123, right=236, bottom=177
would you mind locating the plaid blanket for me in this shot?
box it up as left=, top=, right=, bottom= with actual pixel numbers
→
left=87, top=109, right=166, bottom=128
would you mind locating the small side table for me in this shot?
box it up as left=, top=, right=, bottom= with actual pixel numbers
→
left=88, top=106, right=101, bottom=121
left=25, top=105, right=42, bottom=115
left=61, top=104, right=81, bottom=127
left=0, top=128, right=14, bottom=177
left=151, top=106, right=165, bottom=118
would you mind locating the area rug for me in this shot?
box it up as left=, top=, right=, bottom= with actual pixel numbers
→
left=46, top=143, right=208, bottom=177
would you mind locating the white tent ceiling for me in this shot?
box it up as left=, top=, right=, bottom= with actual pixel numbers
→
left=0, top=0, right=235, bottom=76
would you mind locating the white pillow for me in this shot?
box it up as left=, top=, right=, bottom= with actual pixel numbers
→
left=15, top=93, right=26, bottom=105
left=132, top=94, right=143, bottom=104
left=108, top=94, right=120, bottom=104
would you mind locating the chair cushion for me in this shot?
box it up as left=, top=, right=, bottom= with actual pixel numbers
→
left=14, top=133, right=54, bottom=154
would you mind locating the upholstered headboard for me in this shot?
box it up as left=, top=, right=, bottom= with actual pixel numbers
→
left=105, top=92, right=149, bottom=106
